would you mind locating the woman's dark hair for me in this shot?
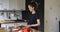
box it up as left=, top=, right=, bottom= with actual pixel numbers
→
left=28, top=2, right=38, bottom=11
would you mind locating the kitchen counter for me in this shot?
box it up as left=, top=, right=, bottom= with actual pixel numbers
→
left=0, top=20, right=42, bottom=32
left=31, top=29, right=41, bottom=32
left=0, top=28, right=7, bottom=32
left=13, top=27, right=41, bottom=32
left=0, top=20, right=27, bottom=32
left=0, top=20, right=27, bottom=24
left=0, top=28, right=41, bottom=32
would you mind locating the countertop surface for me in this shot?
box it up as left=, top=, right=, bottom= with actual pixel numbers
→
left=0, top=20, right=27, bottom=24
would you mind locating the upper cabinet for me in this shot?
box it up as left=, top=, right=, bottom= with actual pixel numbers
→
left=9, top=0, right=25, bottom=10
left=0, top=0, right=9, bottom=10
left=0, top=0, right=25, bottom=11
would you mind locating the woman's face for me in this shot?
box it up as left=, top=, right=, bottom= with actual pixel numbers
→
left=28, top=5, right=34, bottom=12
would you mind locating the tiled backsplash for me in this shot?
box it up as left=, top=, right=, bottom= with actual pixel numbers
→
left=0, top=11, right=22, bottom=20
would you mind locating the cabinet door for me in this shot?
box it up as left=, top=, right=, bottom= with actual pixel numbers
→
left=9, top=0, right=25, bottom=10
left=0, top=0, right=9, bottom=10
left=16, top=0, right=25, bottom=10
left=9, top=0, right=16, bottom=10
left=0, top=0, right=2, bottom=10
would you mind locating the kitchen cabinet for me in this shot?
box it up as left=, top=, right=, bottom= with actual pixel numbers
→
left=0, top=0, right=9, bottom=10
left=9, top=0, right=25, bottom=10
left=0, top=0, right=25, bottom=10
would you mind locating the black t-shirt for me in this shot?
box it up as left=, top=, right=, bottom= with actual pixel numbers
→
left=27, top=12, right=39, bottom=30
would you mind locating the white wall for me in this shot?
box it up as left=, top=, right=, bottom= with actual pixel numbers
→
left=45, top=0, right=60, bottom=32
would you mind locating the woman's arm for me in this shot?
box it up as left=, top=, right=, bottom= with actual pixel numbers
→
left=27, top=19, right=40, bottom=27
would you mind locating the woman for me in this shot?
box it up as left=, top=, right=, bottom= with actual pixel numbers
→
left=26, top=2, right=40, bottom=30
left=13, top=2, right=40, bottom=32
